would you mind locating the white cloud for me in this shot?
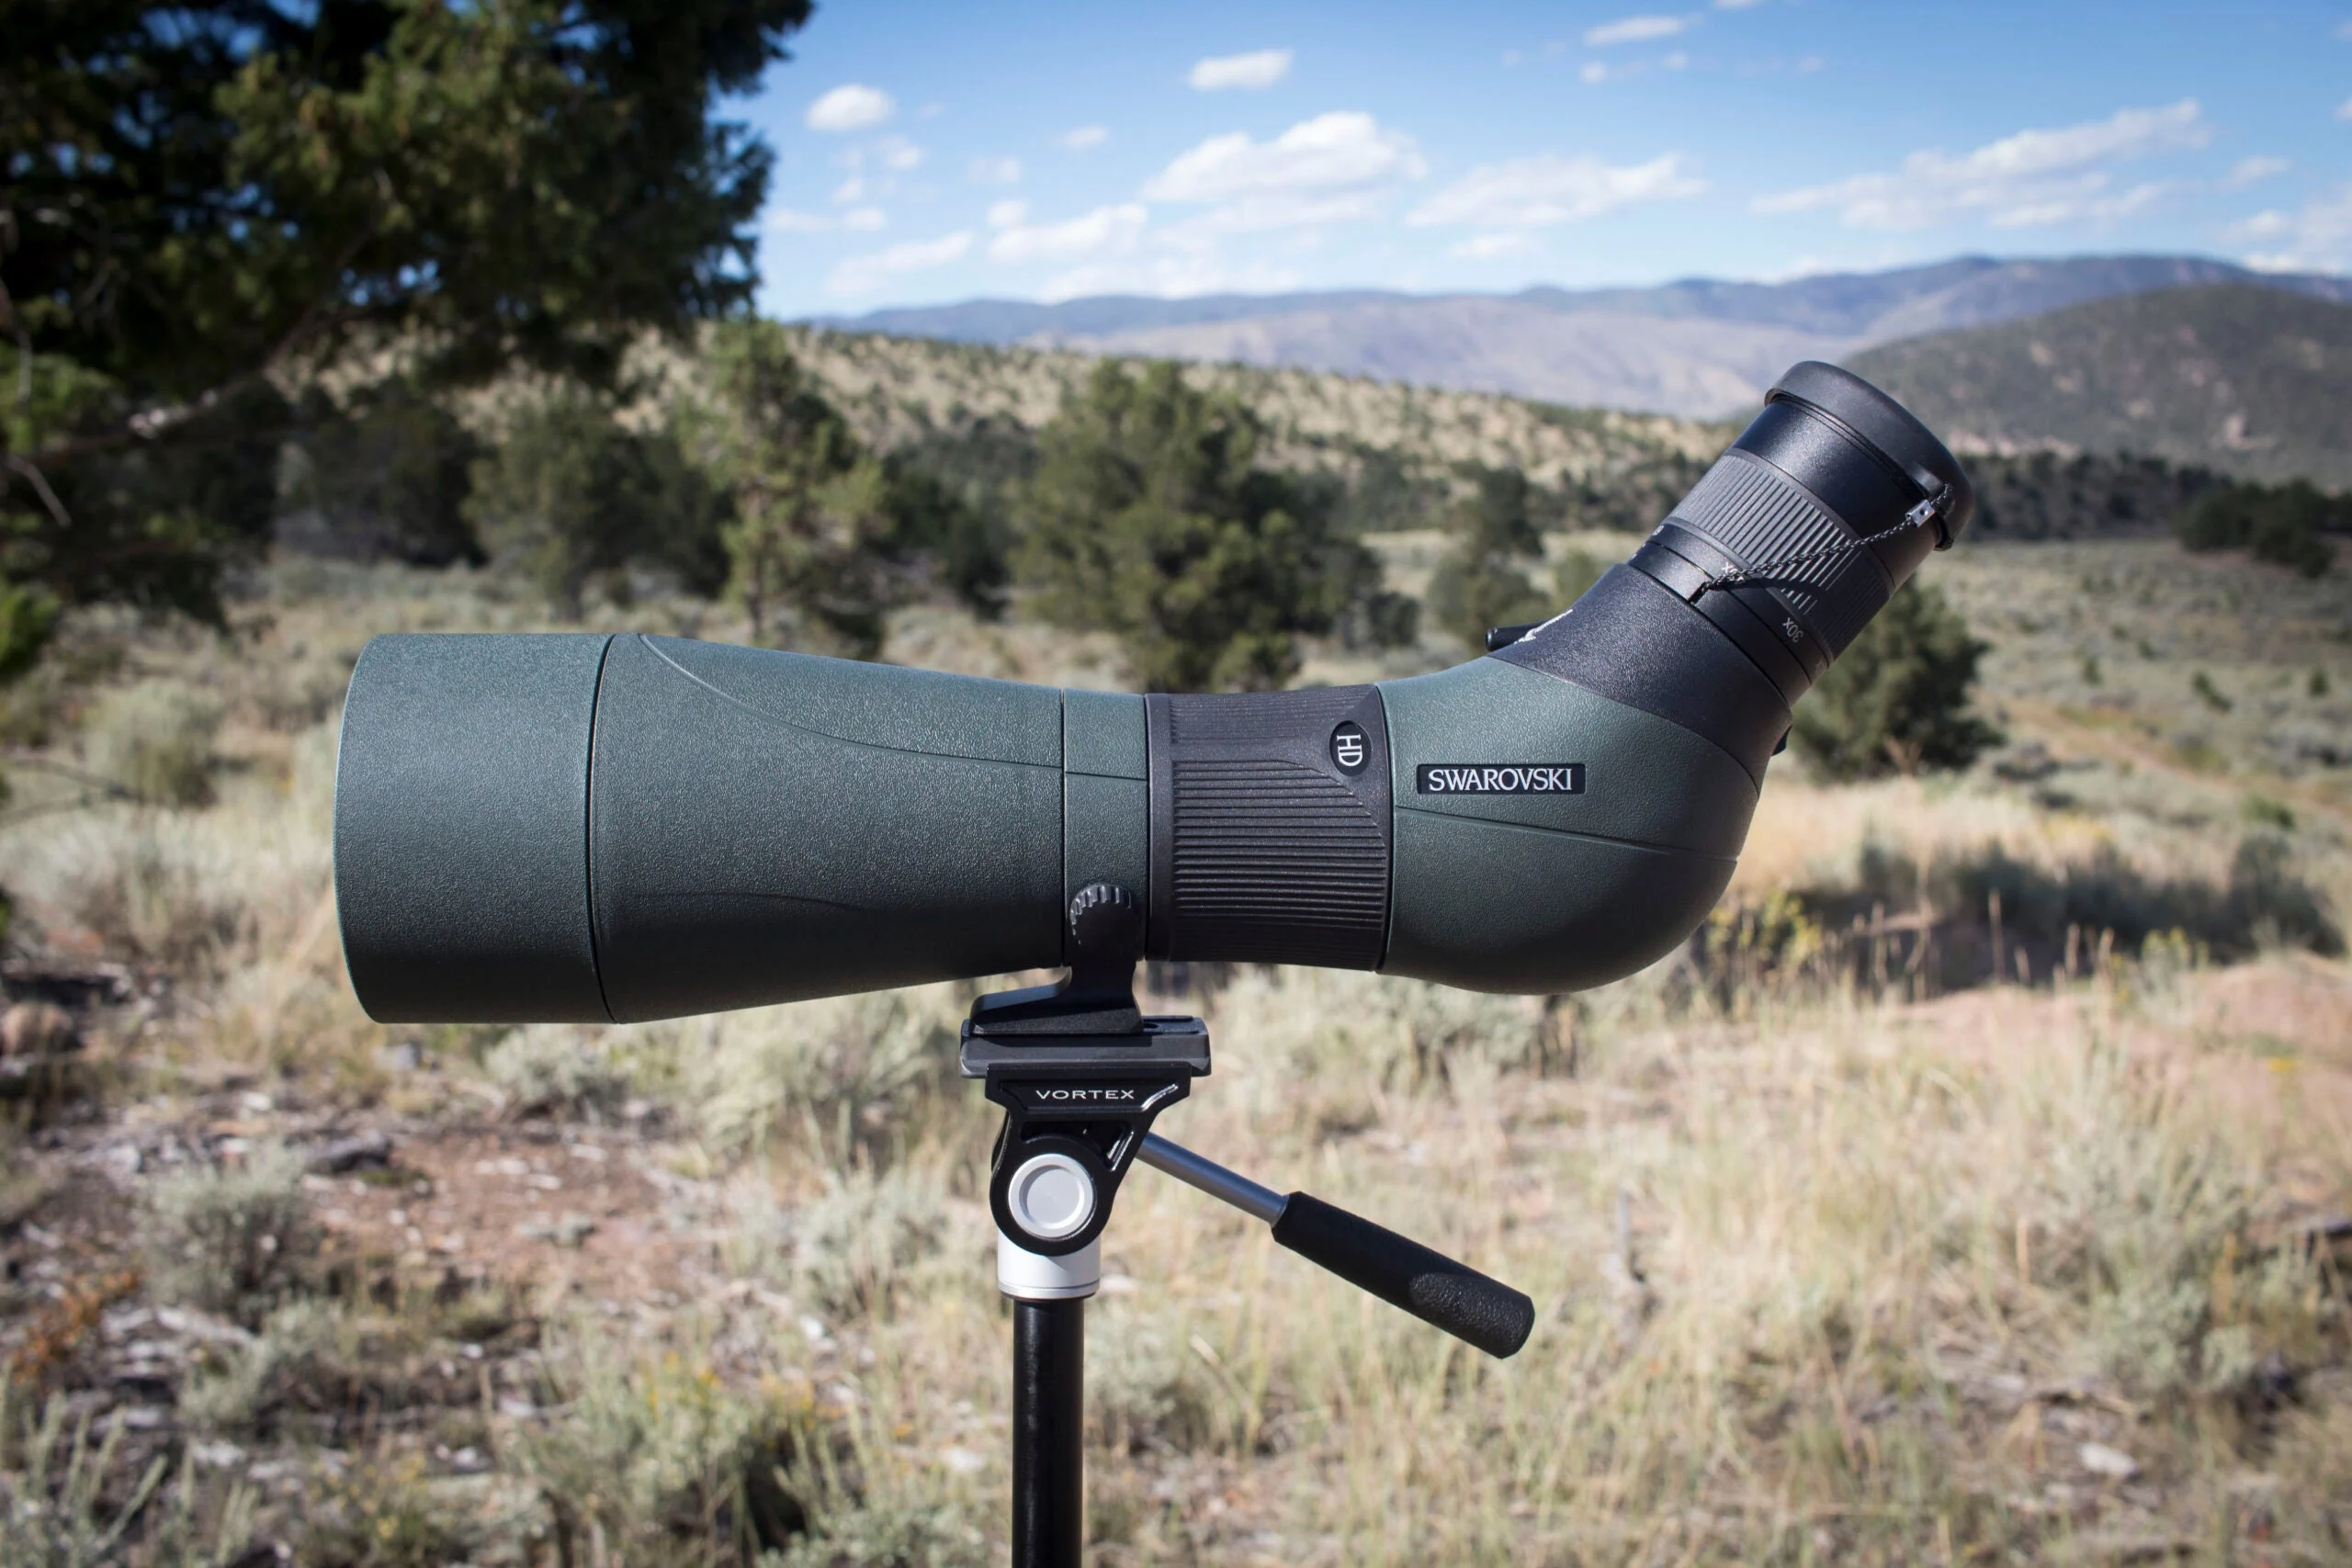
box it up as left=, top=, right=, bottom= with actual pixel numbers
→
left=1716, top=0, right=1765, bottom=7
left=1187, top=49, right=1294, bottom=91
left=1994, top=180, right=2168, bottom=229
left=1579, top=62, right=1609, bottom=84
left=988, top=203, right=1150, bottom=264
left=2226, top=155, right=2290, bottom=189
left=1143, top=111, right=1424, bottom=229
left=969, top=155, right=1023, bottom=185
left=1408, top=152, right=1704, bottom=229
left=2338, top=19, right=2352, bottom=39
left=1754, top=99, right=2211, bottom=229
left=1453, top=231, right=1536, bottom=259
left=825, top=137, right=924, bottom=209
left=826, top=231, right=973, bottom=297
left=1059, top=125, right=1111, bottom=152
left=767, top=208, right=836, bottom=233
left=1586, top=15, right=1686, bottom=46
left=2230, top=183, right=2352, bottom=271
left=987, top=199, right=1028, bottom=230
left=841, top=208, right=887, bottom=232
left=807, top=85, right=895, bottom=133
left=2338, top=96, right=2352, bottom=121
left=1663, top=51, right=1689, bottom=69
left=1034, top=254, right=1305, bottom=303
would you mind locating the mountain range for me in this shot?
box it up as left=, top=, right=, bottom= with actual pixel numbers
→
left=1848, top=284, right=2352, bottom=490
left=819, top=254, right=2352, bottom=422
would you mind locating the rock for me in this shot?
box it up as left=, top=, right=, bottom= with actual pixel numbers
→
left=303, top=1131, right=392, bottom=1176
left=375, top=1042, right=422, bottom=1074
left=517, top=1213, right=595, bottom=1247
left=0, top=1002, right=78, bottom=1057
left=2079, top=1441, right=2141, bottom=1480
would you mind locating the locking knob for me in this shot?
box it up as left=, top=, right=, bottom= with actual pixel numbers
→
left=1007, top=1151, right=1097, bottom=1243
left=1068, top=882, right=1143, bottom=962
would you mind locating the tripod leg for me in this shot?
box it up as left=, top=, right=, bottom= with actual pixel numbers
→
left=1012, top=1296, right=1084, bottom=1568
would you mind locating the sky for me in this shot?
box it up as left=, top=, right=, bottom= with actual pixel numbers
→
left=735, top=1, right=2352, bottom=319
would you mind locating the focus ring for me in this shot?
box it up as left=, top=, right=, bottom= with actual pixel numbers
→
left=1145, top=688, right=1392, bottom=968
left=1664, top=449, right=1894, bottom=660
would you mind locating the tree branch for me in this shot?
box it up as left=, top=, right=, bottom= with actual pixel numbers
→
left=20, top=209, right=382, bottom=471
left=3, top=455, right=73, bottom=531
left=1, top=750, right=147, bottom=803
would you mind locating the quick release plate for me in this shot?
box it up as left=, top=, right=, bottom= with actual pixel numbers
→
left=963, top=1016, right=1210, bottom=1257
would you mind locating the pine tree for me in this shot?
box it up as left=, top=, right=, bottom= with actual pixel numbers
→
left=1791, top=581, right=2001, bottom=779
left=1014, top=362, right=1386, bottom=691
left=1428, top=467, right=1554, bottom=649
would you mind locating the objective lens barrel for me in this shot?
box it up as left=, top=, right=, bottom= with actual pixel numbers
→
left=334, top=363, right=1969, bottom=1022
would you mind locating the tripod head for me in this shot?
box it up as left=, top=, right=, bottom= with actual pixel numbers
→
left=969, top=882, right=1533, bottom=1355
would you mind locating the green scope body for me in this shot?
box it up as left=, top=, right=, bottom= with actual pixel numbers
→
left=334, top=363, right=1973, bottom=1024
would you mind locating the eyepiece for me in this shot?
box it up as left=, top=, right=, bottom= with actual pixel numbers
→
left=1763, top=362, right=1974, bottom=547
left=1619, top=362, right=1973, bottom=707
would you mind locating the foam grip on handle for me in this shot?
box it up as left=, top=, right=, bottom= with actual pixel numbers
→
left=1271, top=1192, right=1534, bottom=1359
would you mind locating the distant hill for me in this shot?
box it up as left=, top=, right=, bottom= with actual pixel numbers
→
left=1846, top=285, right=2352, bottom=489
left=819, top=255, right=2352, bottom=420
left=1058, top=301, right=1844, bottom=421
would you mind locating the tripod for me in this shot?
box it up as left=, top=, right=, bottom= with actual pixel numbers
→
left=967, top=886, right=1535, bottom=1568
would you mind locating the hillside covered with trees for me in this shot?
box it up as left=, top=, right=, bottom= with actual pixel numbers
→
left=1848, top=284, right=2352, bottom=489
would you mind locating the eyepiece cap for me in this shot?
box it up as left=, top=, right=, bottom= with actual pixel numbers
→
left=1767, top=362, right=1975, bottom=546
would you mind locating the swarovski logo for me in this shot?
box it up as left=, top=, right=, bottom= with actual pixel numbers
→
left=1416, top=763, right=1585, bottom=795
left=1026, top=1087, right=1139, bottom=1103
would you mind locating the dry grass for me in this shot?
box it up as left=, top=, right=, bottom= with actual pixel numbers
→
left=0, top=533, right=2346, bottom=1562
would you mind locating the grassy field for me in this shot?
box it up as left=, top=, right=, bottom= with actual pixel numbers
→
left=0, top=524, right=2346, bottom=1564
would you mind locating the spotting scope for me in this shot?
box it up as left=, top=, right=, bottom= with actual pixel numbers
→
left=334, top=362, right=1973, bottom=1023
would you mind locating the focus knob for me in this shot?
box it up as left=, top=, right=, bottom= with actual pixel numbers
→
left=1069, top=882, right=1143, bottom=962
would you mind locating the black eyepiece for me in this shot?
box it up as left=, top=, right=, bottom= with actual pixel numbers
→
left=1763, top=361, right=1975, bottom=547
left=1621, top=362, right=1973, bottom=708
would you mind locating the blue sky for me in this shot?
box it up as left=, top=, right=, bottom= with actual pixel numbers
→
left=738, top=1, right=2352, bottom=318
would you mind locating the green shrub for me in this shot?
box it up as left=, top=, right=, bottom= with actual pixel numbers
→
left=282, top=383, right=482, bottom=565
left=684, top=989, right=956, bottom=1162
left=0, top=1384, right=258, bottom=1568
left=1013, top=360, right=1389, bottom=690
left=1428, top=466, right=1552, bottom=650
left=1554, top=544, right=1609, bottom=607
left=2175, top=479, right=2345, bottom=578
left=136, top=1145, right=311, bottom=1325
left=518, top=1336, right=810, bottom=1562
left=1791, top=580, right=1999, bottom=780
left=792, top=1168, right=946, bottom=1319
left=81, top=682, right=221, bottom=807
left=179, top=1299, right=345, bottom=1434
left=1087, top=1303, right=1208, bottom=1453
left=0, top=580, right=60, bottom=688
left=466, top=386, right=728, bottom=618
left=484, top=1024, right=639, bottom=1121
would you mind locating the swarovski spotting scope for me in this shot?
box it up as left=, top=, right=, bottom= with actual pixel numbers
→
left=334, top=362, right=1972, bottom=1024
